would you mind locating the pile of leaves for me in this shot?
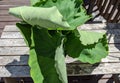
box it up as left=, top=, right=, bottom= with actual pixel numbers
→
left=9, top=0, right=108, bottom=83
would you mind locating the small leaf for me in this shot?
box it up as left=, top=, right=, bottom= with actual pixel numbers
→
left=55, top=39, right=68, bottom=83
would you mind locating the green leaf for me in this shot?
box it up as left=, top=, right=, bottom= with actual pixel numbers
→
left=79, top=42, right=108, bottom=64
left=55, top=39, right=67, bottom=83
left=16, top=23, right=32, bottom=47
left=65, top=31, right=108, bottom=64
left=30, top=0, right=40, bottom=5
left=31, top=0, right=91, bottom=29
left=16, top=23, right=44, bottom=83
left=31, top=27, right=67, bottom=83
left=78, top=30, right=105, bottom=45
left=9, top=6, right=70, bottom=30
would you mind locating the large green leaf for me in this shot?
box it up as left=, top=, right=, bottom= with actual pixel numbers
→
left=31, top=27, right=67, bottom=83
left=36, top=0, right=91, bottom=29
left=16, top=23, right=32, bottom=47
left=16, top=23, right=44, bottom=83
left=10, top=0, right=90, bottom=30
left=9, top=6, right=70, bottom=30
left=65, top=31, right=108, bottom=64
left=10, top=0, right=109, bottom=83
left=78, top=30, right=105, bottom=45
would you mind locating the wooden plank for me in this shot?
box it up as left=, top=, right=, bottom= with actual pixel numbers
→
left=99, top=0, right=108, bottom=15
left=0, top=66, right=30, bottom=77
left=0, top=16, right=20, bottom=22
left=0, top=34, right=120, bottom=46
left=109, top=44, right=120, bottom=52
left=0, top=5, right=20, bottom=10
left=4, top=24, right=120, bottom=31
left=107, top=0, right=120, bottom=22
left=0, top=45, right=119, bottom=55
left=67, top=62, right=120, bottom=76
left=0, top=56, right=28, bottom=66
left=0, top=0, right=29, bottom=5
left=1, top=32, right=23, bottom=38
left=113, top=11, right=120, bottom=23
left=0, top=39, right=26, bottom=46
left=0, top=39, right=119, bottom=55
left=0, top=10, right=8, bottom=16
left=0, top=54, right=120, bottom=66
left=4, top=29, right=120, bottom=37
left=0, top=47, right=29, bottom=55
left=0, top=28, right=3, bottom=36
left=79, top=23, right=120, bottom=30
left=0, top=22, right=17, bottom=29
left=67, top=53, right=120, bottom=63
left=3, top=25, right=19, bottom=31
left=1, top=63, right=120, bottom=77
left=2, top=31, right=120, bottom=44
left=1, top=24, right=120, bottom=77
left=103, top=0, right=113, bottom=19
left=87, top=0, right=96, bottom=15
left=0, top=43, right=120, bottom=55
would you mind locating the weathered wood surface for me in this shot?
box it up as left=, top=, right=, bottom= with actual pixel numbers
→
left=0, top=16, right=20, bottom=22
left=0, top=23, right=120, bottom=77
left=85, top=0, right=120, bottom=23
left=0, top=0, right=29, bottom=5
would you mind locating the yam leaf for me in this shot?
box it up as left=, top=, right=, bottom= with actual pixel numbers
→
left=10, top=0, right=90, bottom=30
left=9, top=6, right=70, bottom=30
left=78, top=30, right=105, bottom=45
left=30, top=0, right=41, bottom=6
left=35, top=0, right=91, bottom=29
left=16, top=23, right=44, bottom=83
left=31, top=27, right=67, bottom=83
left=55, top=39, right=68, bottom=83
left=65, top=31, right=108, bottom=64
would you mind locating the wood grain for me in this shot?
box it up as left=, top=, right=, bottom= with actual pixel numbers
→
left=1, top=24, right=120, bottom=77
left=1, top=63, right=120, bottom=77
left=0, top=16, right=20, bottom=22
left=0, top=0, right=29, bottom=5
left=0, top=54, right=120, bottom=66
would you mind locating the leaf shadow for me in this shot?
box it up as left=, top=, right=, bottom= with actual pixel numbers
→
left=5, top=55, right=30, bottom=77
left=106, top=23, right=120, bottom=59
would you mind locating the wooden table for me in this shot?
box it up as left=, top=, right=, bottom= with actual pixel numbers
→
left=0, top=23, right=120, bottom=82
